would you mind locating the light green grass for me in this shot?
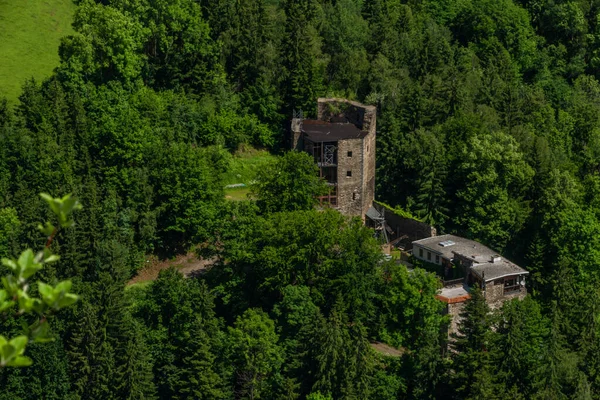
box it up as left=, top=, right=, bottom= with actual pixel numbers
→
left=0, top=0, right=76, bottom=103
left=222, top=148, right=277, bottom=186
left=224, top=187, right=252, bottom=201
left=125, top=280, right=152, bottom=291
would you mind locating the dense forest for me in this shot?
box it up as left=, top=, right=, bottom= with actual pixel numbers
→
left=2, top=0, right=600, bottom=398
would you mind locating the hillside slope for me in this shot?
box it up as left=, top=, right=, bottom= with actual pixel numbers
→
left=0, top=0, right=75, bottom=103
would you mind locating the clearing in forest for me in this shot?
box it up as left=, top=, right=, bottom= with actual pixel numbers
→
left=128, top=253, right=214, bottom=286
left=223, top=148, right=276, bottom=201
left=0, top=0, right=75, bottom=103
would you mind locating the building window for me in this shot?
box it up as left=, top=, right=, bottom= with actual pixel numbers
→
left=427, top=252, right=431, bottom=261
left=419, top=248, right=423, bottom=258
left=504, top=277, right=520, bottom=294
left=435, top=255, right=439, bottom=263
left=347, top=151, right=352, bottom=157
left=346, top=171, right=352, bottom=177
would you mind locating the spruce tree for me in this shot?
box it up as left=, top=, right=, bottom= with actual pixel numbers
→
left=310, top=308, right=375, bottom=399
left=67, top=301, right=116, bottom=400
left=409, top=327, right=445, bottom=399
left=281, top=0, right=325, bottom=116
left=114, top=320, right=157, bottom=400
left=414, top=151, right=449, bottom=229
left=493, top=298, right=548, bottom=397
left=451, top=285, right=499, bottom=398
left=176, top=319, right=226, bottom=400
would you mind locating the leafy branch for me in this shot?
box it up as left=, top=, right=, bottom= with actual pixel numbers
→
left=0, top=194, right=81, bottom=367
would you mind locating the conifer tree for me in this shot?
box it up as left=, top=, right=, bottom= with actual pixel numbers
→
left=451, top=285, right=498, bottom=398
left=533, top=303, right=571, bottom=400
left=176, top=319, right=226, bottom=400
left=409, top=327, right=445, bottom=399
left=310, top=307, right=374, bottom=399
left=114, top=320, right=157, bottom=400
left=414, top=151, right=449, bottom=230
left=225, top=0, right=272, bottom=91
left=281, top=0, right=325, bottom=115
left=67, top=301, right=116, bottom=400
left=493, top=298, right=548, bottom=397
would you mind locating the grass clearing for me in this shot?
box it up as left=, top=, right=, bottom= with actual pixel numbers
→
left=125, top=280, right=153, bottom=291
left=225, top=187, right=252, bottom=201
left=0, top=0, right=76, bottom=103
left=222, top=148, right=277, bottom=186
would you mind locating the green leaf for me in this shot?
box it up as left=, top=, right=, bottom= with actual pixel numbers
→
left=1, top=343, right=16, bottom=363
left=16, top=249, right=42, bottom=280
left=1, top=258, right=17, bottom=271
left=7, top=356, right=32, bottom=367
left=0, top=288, right=15, bottom=312
left=9, top=336, right=27, bottom=352
left=2, top=275, right=19, bottom=295
left=30, top=320, right=53, bottom=343
left=57, top=293, right=79, bottom=308
left=37, top=221, right=55, bottom=236
left=38, top=282, right=54, bottom=303
left=40, top=193, right=60, bottom=216
left=17, top=291, right=42, bottom=314
left=54, top=280, right=72, bottom=293
left=43, top=254, right=60, bottom=263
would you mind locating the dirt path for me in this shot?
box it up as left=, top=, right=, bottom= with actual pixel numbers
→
left=128, top=253, right=214, bottom=285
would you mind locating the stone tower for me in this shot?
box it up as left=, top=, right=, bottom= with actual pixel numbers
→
left=291, top=98, right=376, bottom=219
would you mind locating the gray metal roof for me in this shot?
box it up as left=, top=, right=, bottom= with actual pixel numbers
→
left=412, top=234, right=528, bottom=281
left=412, top=234, right=493, bottom=261
left=301, top=120, right=367, bottom=142
left=471, top=261, right=529, bottom=282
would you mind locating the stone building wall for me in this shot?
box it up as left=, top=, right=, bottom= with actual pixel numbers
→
left=361, top=129, right=376, bottom=217
left=317, top=98, right=377, bottom=131
left=484, top=281, right=504, bottom=308
left=447, top=301, right=467, bottom=337
left=290, top=98, right=377, bottom=219
left=337, top=138, right=364, bottom=216
left=485, top=280, right=527, bottom=309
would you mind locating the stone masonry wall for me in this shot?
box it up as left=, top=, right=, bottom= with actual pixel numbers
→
left=447, top=301, right=466, bottom=337
left=290, top=98, right=377, bottom=219
left=485, top=280, right=527, bottom=309
left=361, top=129, right=376, bottom=217
left=337, top=138, right=364, bottom=216
left=484, top=282, right=504, bottom=308
left=317, top=98, right=377, bottom=135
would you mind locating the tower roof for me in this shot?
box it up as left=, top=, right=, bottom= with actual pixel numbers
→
left=301, top=120, right=367, bottom=142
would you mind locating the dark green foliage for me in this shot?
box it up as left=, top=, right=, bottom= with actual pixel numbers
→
left=134, top=268, right=226, bottom=399
left=492, top=298, right=548, bottom=397
left=281, top=0, right=325, bottom=115
left=226, top=308, right=283, bottom=399
left=0, top=330, right=71, bottom=399
left=251, top=151, right=328, bottom=214
left=451, top=286, right=498, bottom=398
left=309, top=311, right=374, bottom=399
left=207, top=209, right=382, bottom=322
left=6, top=0, right=600, bottom=397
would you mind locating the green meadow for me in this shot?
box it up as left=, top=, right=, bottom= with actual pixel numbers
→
left=0, top=0, right=75, bottom=103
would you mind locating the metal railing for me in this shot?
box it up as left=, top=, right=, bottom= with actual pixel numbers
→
left=443, top=278, right=464, bottom=287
